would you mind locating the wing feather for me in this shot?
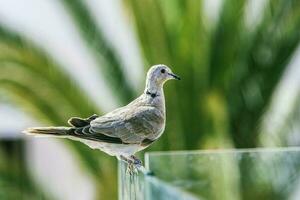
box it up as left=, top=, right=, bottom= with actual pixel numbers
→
left=90, top=106, right=164, bottom=144
left=66, top=106, right=164, bottom=144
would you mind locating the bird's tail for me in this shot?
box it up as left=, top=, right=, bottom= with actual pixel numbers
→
left=23, top=127, right=71, bottom=137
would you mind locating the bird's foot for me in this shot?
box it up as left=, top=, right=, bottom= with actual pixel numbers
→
left=120, top=155, right=140, bottom=175
left=126, top=162, right=138, bottom=175
left=130, top=155, right=142, bottom=166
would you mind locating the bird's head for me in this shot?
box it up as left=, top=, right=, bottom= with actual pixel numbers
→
left=146, top=64, right=180, bottom=87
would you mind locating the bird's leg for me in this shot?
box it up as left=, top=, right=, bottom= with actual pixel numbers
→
left=120, top=155, right=137, bottom=175
left=130, top=155, right=142, bottom=166
left=120, top=155, right=131, bottom=163
left=120, top=155, right=153, bottom=175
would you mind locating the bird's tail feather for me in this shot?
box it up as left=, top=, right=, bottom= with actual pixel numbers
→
left=23, top=127, right=71, bottom=137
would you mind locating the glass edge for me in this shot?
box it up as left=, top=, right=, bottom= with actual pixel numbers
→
left=145, top=146, right=300, bottom=157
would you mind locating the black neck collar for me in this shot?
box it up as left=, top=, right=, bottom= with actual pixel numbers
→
left=145, top=90, right=159, bottom=98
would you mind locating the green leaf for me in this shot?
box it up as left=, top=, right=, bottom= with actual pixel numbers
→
left=228, top=0, right=300, bottom=147
left=0, top=25, right=118, bottom=199
left=61, top=0, right=135, bottom=104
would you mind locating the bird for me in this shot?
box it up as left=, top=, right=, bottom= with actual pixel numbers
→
left=23, top=64, right=180, bottom=169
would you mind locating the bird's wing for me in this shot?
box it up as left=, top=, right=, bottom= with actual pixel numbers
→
left=71, top=106, right=164, bottom=144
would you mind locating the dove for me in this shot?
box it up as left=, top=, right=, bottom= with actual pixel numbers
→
left=23, top=64, right=180, bottom=167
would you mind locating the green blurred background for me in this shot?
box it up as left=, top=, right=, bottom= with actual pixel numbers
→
left=0, top=0, right=300, bottom=199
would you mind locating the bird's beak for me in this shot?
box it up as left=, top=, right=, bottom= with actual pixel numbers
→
left=168, top=72, right=181, bottom=80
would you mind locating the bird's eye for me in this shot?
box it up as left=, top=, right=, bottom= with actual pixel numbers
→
left=161, top=69, right=166, bottom=73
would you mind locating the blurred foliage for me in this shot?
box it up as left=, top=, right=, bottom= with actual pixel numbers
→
left=0, top=140, right=50, bottom=200
left=0, top=0, right=300, bottom=199
left=61, top=0, right=135, bottom=103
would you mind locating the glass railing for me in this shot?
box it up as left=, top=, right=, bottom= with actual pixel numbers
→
left=119, top=147, right=300, bottom=200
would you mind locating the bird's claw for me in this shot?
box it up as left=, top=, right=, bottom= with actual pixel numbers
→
left=126, top=163, right=138, bottom=175
left=120, top=155, right=143, bottom=175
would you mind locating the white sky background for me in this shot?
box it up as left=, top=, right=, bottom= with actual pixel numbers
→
left=0, top=0, right=299, bottom=199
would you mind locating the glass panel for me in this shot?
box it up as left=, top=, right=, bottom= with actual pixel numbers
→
left=119, top=147, right=300, bottom=200
left=118, top=161, right=198, bottom=200
left=118, top=161, right=145, bottom=200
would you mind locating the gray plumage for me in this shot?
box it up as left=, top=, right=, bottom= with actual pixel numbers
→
left=23, top=64, right=180, bottom=162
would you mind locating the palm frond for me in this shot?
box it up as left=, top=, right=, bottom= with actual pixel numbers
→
left=61, top=0, right=135, bottom=104
left=0, top=24, right=121, bottom=199
left=0, top=24, right=119, bottom=193
left=228, top=0, right=300, bottom=147
left=0, top=140, right=51, bottom=200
